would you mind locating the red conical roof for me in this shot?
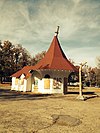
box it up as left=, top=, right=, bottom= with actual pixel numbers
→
left=11, top=35, right=77, bottom=78
left=34, top=35, right=77, bottom=71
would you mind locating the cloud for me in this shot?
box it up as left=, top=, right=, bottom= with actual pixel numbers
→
left=0, top=0, right=99, bottom=67
left=65, top=47, right=100, bottom=67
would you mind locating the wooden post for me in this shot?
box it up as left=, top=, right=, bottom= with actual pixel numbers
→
left=79, top=64, right=82, bottom=96
left=63, top=77, right=68, bottom=94
left=77, top=62, right=87, bottom=100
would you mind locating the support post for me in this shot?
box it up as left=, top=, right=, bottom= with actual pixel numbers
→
left=77, top=64, right=85, bottom=100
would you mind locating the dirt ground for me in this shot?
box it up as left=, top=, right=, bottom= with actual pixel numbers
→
left=0, top=86, right=100, bottom=133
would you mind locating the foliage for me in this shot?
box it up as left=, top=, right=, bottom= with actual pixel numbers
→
left=82, top=66, right=96, bottom=87
left=68, top=65, right=98, bottom=87
left=31, top=51, right=46, bottom=65
left=0, top=39, right=46, bottom=83
left=0, top=40, right=31, bottom=83
left=96, top=56, right=100, bottom=68
left=13, top=44, right=32, bottom=70
left=93, top=68, right=100, bottom=87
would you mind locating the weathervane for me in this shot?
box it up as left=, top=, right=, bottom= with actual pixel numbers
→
left=55, top=26, right=60, bottom=36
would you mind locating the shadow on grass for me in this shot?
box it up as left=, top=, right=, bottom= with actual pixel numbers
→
left=67, top=91, right=99, bottom=100
left=0, top=88, right=53, bottom=101
left=67, top=91, right=96, bottom=95
left=0, top=88, right=99, bottom=101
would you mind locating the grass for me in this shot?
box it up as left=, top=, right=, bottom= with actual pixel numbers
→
left=0, top=86, right=100, bottom=133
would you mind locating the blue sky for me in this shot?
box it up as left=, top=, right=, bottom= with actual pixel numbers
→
left=0, top=0, right=100, bottom=67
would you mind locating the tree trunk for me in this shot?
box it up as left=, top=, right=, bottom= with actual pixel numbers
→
left=0, top=77, right=3, bottom=84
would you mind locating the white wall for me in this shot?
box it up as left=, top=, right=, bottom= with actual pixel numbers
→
left=26, top=76, right=32, bottom=91
left=36, top=69, right=70, bottom=94
left=11, top=69, right=70, bottom=94
left=11, top=74, right=28, bottom=92
left=37, top=78, right=63, bottom=94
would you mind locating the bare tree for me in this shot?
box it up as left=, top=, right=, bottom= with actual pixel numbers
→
left=96, top=56, right=100, bottom=68
left=31, top=51, right=46, bottom=65
left=95, top=56, right=100, bottom=87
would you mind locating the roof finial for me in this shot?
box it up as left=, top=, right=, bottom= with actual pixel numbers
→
left=55, top=26, right=60, bottom=36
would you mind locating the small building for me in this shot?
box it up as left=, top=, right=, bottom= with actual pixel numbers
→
left=11, top=27, right=77, bottom=94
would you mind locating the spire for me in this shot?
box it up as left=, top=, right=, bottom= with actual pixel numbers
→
left=31, top=31, right=77, bottom=71
left=55, top=26, right=60, bottom=36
